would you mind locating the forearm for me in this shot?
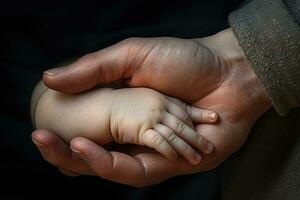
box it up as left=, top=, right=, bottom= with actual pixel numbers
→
left=31, top=81, right=114, bottom=144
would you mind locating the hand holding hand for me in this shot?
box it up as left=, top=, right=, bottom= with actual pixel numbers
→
left=32, top=28, right=272, bottom=186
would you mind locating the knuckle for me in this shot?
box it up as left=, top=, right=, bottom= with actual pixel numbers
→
left=181, top=110, right=190, bottom=122
left=79, top=52, right=98, bottom=63
left=175, top=121, right=185, bottom=134
left=199, top=110, right=205, bottom=120
left=196, top=135, right=205, bottom=148
left=148, top=104, right=166, bottom=120
left=151, top=105, right=165, bottom=116
left=182, top=102, right=190, bottom=116
left=173, top=98, right=184, bottom=106
left=151, top=96, right=166, bottom=109
left=186, top=106, right=193, bottom=116
left=166, top=132, right=177, bottom=144
left=183, top=102, right=188, bottom=111
left=152, top=134, right=164, bottom=146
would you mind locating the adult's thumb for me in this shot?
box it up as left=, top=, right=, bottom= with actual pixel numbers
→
left=43, top=38, right=145, bottom=94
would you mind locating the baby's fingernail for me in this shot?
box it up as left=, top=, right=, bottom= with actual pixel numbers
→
left=44, top=67, right=67, bottom=76
left=192, top=154, right=202, bottom=164
left=208, top=112, right=217, bottom=121
left=32, top=139, right=49, bottom=155
left=204, top=143, right=214, bottom=154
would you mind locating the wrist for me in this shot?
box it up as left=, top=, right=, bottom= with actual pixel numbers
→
left=216, top=28, right=272, bottom=121
left=241, top=62, right=273, bottom=122
left=201, top=28, right=272, bottom=122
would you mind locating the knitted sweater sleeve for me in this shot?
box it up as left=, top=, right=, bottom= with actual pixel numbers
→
left=229, top=0, right=300, bottom=115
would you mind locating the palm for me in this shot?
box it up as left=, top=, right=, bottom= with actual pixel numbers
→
left=125, top=37, right=253, bottom=154
left=96, top=37, right=260, bottom=185
left=105, top=72, right=258, bottom=186
left=194, top=78, right=255, bottom=165
left=124, top=37, right=260, bottom=155
left=119, top=37, right=225, bottom=103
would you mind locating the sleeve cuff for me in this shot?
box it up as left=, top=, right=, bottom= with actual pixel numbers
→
left=229, top=0, right=300, bottom=115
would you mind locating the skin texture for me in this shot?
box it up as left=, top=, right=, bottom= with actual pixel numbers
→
left=33, top=85, right=217, bottom=164
left=32, top=28, right=272, bottom=186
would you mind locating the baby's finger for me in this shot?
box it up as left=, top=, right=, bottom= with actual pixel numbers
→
left=188, top=106, right=218, bottom=123
left=166, top=101, right=194, bottom=128
left=162, top=112, right=214, bottom=155
left=166, top=96, right=186, bottom=106
left=167, top=96, right=217, bottom=123
left=140, top=129, right=177, bottom=161
left=154, top=124, right=202, bottom=165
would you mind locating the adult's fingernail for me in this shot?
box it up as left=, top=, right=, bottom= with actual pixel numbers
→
left=193, top=154, right=202, bottom=164
left=70, top=146, right=88, bottom=162
left=43, top=67, right=67, bottom=76
left=204, top=143, right=214, bottom=154
left=32, top=139, right=49, bottom=154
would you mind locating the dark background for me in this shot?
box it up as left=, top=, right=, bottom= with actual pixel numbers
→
left=0, top=0, right=242, bottom=199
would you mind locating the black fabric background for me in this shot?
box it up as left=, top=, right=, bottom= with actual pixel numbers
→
left=0, top=1, right=242, bottom=199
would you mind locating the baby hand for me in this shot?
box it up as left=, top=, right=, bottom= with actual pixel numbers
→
left=110, top=88, right=217, bottom=165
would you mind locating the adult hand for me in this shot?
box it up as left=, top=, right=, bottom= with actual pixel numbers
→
left=32, top=28, right=272, bottom=186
